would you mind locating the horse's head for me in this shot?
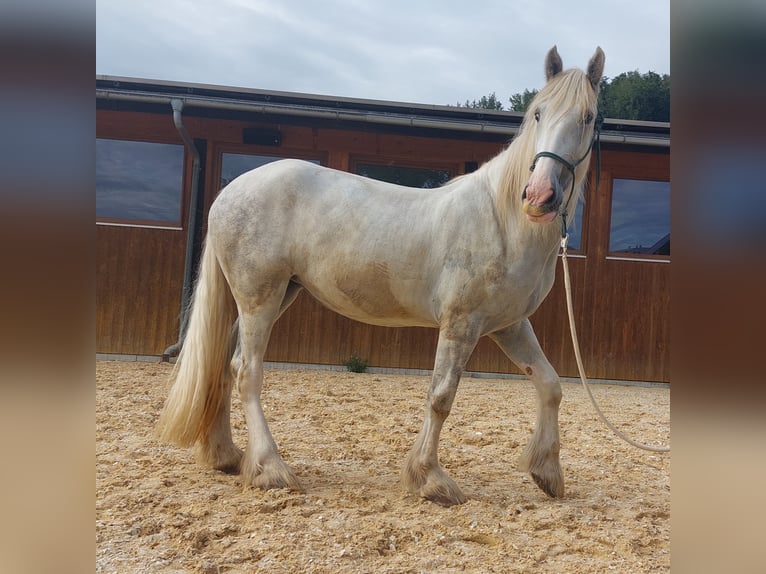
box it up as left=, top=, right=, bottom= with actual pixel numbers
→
left=522, top=46, right=605, bottom=223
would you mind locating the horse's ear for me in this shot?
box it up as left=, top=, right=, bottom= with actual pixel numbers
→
left=545, top=46, right=563, bottom=81
left=587, top=47, right=605, bottom=90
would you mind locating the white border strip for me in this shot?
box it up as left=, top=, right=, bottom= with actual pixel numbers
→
left=96, top=221, right=183, bottom=231
left=605, top=255, right=671, bottom=263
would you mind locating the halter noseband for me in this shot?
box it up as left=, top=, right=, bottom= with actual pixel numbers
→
left=527, top=112, right=603, bottom=238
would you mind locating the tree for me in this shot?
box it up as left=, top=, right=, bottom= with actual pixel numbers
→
left=598, top=71, right=669, bottom=122
left=469, top=71, right=670, bottom=121
left=508, top=88, right=538, bottom=112
left=456, top=92, right=504, bottom=110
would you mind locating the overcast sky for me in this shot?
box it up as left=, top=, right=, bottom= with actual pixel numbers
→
left=96, top=0, right=669, bottom=107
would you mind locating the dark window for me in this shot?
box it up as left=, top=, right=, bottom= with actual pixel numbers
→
left=609, top=178, right=670, bottom=255
left=220, top=153, right=320, bottom=189
left=96, top=138, right=184, bottom=225
left=355, top=163, right=451, bottom=189
left=565, top=196, right=586, bottom=251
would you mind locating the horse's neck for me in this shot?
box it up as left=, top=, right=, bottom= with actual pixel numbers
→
left=484, top=150, right=515, bottom=193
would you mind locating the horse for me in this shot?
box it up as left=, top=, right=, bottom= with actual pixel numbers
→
left=156, top=46, right=605, bottom=506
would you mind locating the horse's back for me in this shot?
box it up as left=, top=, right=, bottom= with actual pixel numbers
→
left=214, top=159, right=326, bottom=210
left=210, top=158, right=444, bottom=246
left=220, top=157, right=446, bottom=205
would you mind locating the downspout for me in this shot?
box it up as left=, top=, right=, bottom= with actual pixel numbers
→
left=163, top=99, right=201, bottom=360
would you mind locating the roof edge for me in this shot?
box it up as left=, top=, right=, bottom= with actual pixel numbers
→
left=96, top=75, right=670, bottom=141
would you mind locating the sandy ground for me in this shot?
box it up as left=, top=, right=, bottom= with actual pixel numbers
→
left=96, top=360, right=670, bottom=573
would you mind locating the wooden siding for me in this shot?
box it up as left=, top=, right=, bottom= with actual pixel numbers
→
left=96, top=108, right=669, bottom=382
left=96, top=225, right=185, bottom=355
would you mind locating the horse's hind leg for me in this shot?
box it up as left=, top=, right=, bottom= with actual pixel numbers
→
left=490, top=319, right=564, bottom=497
left=197, top=281, right=303, bottom=477
left=402, top=321, right=481, bottom=506
left=236, top=288, right=302, bottom=492
left=195, top=354, right=243, bottom=473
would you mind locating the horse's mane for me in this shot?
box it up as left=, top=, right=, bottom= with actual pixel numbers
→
left=491, top=68, right=598, bottom=235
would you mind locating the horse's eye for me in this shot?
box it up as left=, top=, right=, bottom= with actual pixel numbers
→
left=584, top=111, right=594, bottom=124
left=534, top=110, right=540, bottom=122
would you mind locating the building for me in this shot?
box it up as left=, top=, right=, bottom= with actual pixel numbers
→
left=96, top=76, right=670, bottom=383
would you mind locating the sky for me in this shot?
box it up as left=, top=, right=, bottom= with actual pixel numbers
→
left=96, top=0, right=669, bottom=107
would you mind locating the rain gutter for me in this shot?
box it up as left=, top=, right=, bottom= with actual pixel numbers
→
left=96, top=89, right=670, bottom=148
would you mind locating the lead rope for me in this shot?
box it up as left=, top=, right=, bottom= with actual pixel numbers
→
left=559, top=232, right=670, bottom=453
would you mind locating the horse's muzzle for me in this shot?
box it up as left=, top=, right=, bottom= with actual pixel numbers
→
left=522, top=185, right=562, bottom=222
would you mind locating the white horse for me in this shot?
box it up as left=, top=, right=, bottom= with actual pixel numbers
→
left=156, top=46, right=605, bottom=506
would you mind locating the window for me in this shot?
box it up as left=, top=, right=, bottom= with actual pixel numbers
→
left=220, top=153, right=321, bottom=190
left=96, top=138, right=184, bottom=225
left=565, top=196, right=586, bottom=251
left=609, top=178, right=670, bottom=256
left=355, top=162, right=451, bottom=189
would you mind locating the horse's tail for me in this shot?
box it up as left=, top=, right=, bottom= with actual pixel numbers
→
left=155, top=240, right=237, bottom=447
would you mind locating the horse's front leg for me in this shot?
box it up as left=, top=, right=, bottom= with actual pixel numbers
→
left=402, top=322, right=481, bottom=506
left=490, top=319, right=564, bottom=497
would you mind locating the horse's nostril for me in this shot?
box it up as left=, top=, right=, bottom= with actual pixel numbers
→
left=546, top=192, right=562, bottom=211
left=521, top=185, right=528, bottom=200
left=544, top=191, right=556, bottom=205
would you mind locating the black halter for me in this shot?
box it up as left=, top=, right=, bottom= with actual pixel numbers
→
left=528, top=112, right=603, bottom=238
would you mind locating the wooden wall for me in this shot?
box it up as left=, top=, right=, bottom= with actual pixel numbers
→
left=96, top=108, right=669, bottom=381
left=96, top=225, right=185, bottom=355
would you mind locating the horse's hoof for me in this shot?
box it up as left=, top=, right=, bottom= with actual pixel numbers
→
left=252, top=472, right=304, bottom=492
left=425, top=487, right=468, bottom=507
left=196, top=443, right=243, bottom=474
left=531, top=471, right=564, bottom=498
left=215, top=459, right=242, bottom=475
left=409, top=470, right=468, bottom=506
left=242, top=458, right=304, bottom=492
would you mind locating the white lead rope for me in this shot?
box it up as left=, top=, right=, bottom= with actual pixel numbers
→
left=560, top=234, right=670, bottom=453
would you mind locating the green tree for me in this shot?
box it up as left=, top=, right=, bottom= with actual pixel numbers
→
left=456, top=92, right=504, bottom=110
left=496, top=71, right=670, bottom=121
left=598, top=71, right=669, bottom=122
left=508, top=88, right=538, bottom=112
